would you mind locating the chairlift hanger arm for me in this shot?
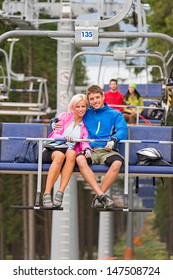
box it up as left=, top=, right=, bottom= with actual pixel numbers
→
left=97, top=0, right=133, bottom=28
left=1, top=0, right=132, bottom=28
left=101, top=0, right=145, bottom=52
left=75, top=0, right=133, bottom=33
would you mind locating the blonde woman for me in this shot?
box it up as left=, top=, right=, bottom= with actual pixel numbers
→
left=42, top=94, right=91, bottom=208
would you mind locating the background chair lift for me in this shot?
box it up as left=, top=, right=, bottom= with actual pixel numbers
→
left=0, top=40, right=51, bottom=120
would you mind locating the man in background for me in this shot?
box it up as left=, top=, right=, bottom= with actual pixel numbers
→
left=104, top=78, right=124, bottom=112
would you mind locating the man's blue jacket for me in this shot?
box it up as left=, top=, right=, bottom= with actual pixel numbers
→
left=83, top=103, right=128, bottom=149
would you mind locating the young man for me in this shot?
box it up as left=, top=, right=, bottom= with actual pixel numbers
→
left=76, top=84, right=128, bottom=208
left=104, top=79, right=124, bottom=112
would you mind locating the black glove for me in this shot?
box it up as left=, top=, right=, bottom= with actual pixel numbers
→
left=105, top=137, right=118, bottom=150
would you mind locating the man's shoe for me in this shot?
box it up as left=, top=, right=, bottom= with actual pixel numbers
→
left=43, top=193, right=53, bottom=208
left=91, top=195, right=104, bottom=208
left=53, top=191, right=64, bottom=207
left=99, top=194, right=114, bottom=208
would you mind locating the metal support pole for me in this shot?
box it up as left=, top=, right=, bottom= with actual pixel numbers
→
left=28, top=174, right=35, bottom=260
left=133, top=196, right=143, bottom=246
left=124, top=177, right=134, bottom=259
left=98, top=188, right=114, bottom=259
left=51, top=175, right=79, bottom=260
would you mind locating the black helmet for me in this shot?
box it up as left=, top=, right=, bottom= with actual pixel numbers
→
left=137, top=147, right=163, bottom=161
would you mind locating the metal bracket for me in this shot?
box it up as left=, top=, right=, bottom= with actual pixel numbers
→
left=75, top=20, right=99, bottom=47
left=113, top=50, right=126, bottom=60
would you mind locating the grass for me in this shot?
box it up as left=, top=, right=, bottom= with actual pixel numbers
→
left=114, top=212, right=168, bottom=260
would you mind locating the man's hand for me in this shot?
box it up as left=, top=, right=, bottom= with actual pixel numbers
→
left=105, top=140, right=115, bottom=150
left=105, top=138, right=118, bottom=150
left=131, top=108, right=137, bottom=114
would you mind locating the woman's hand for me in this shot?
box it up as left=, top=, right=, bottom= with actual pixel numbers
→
left=131, top=108, right=137, bottom=114
left=65, top=136, right=73, bottom=142
left=84, top=148, right=92, bottom=158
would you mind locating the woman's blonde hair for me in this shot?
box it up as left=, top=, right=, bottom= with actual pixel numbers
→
left=68, top=93, right=88, bottom=112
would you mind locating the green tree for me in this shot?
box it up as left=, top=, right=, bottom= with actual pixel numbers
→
left=147, top=1, right=173, bottom=79
left=0, top=1, right=88, bottom=259
left=147, top=0, right=173, bottom=258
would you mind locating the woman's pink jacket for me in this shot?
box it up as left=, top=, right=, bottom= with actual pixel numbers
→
left=48, top=112, right=91, bottom=153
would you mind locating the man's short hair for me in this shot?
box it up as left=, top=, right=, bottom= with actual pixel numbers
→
left=86, top=84, right=103, bottom=98
left=109, top=79, right=118, bottom=84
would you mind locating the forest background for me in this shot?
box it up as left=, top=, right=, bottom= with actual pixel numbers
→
left=0, top=0, right=173, bottom=260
